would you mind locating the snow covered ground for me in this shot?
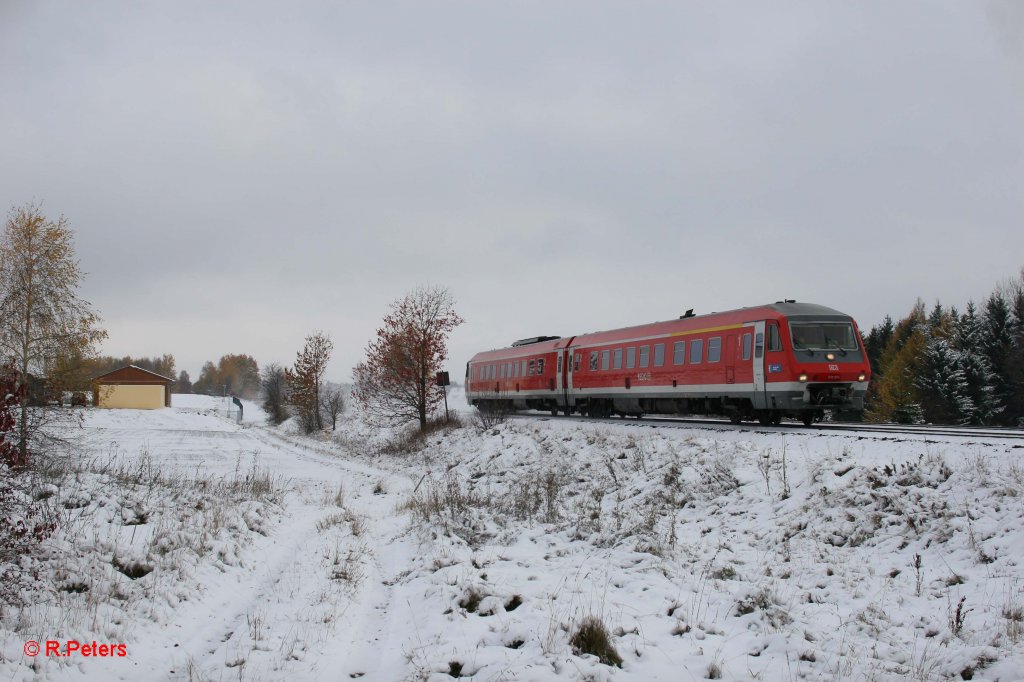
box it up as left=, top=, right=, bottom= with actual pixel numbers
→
left=3, top=394, right=1024, bottom=681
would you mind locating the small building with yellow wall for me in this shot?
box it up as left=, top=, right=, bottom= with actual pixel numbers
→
left=93, top=365, right=174, bottom=409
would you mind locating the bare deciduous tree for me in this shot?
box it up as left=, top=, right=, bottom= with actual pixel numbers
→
left=353, top=286, right=464, bottom=430
left=0, top=204, right=106, bottom=464
left=260, top=363, right=289, bottom=425
left=321, top=382, right=345, bottom=431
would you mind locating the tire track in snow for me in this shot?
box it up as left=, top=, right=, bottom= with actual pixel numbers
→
left=172, top=424, right=420, bottom=680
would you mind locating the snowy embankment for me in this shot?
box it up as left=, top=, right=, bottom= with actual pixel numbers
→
left=3, top=395, right=1024, bottom=681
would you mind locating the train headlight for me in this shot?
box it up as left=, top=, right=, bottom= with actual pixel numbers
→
left=798, top=373, right=808, bottom=382
left=858, top=373, right=866, bottom=382
left=826, top=353, right=835, bottom=361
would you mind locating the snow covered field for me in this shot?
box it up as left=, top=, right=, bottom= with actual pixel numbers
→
left=3, top=395, right=1024, bottom=681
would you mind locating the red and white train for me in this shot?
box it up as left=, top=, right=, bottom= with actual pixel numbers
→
left=465, top=301, right=871, bottom=426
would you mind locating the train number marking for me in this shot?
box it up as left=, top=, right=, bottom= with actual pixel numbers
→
left=828, top=364, right=839, bottom=372
left=636, top=372, right=652, bottom=382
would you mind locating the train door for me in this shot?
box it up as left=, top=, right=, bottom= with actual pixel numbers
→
left=565, top=345, right=579, bottom=412
left=752, top=321, right=767, bottom=408
left=555, top=350, right=564, bottom=409
left=725, top=334, right=736, bottom=384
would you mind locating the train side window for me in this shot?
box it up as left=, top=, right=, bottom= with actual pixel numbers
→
left=673, top=341, right=685, bottom=365
left=601, top=350, right=610, bottom=370
left=742, top=333, right=752, bottom=360
left=557, top=355, right=562, bottom=373
left=521, top=360, right=528, bottom=376
left=708, top=337, right=722, bottom=362
left=690, top=339, right=703, bottom=364
left=513, top=361, right=519, bottom=378
left=574, top=354, right=581, bottom=372
left=528, top=359, right=536, bottom=375
left=589, top=351, right=599, bottom=371
left=639, top=345, right=650, bottom=368
left=755, top=333, right=764, bottom=359
left=500, top=364, right=506, bottom=379
left=768, top=323, right=782, bottom=351
left=653, top=343, right=665, bottom=367
left=613, top=348, right=623, bottom=370
left=537, top=358, right=545, bottom=374
left=626, top=347, right=636, bottom=369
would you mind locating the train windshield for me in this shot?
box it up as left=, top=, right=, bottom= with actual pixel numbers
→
left=789, top=322, right=859, bottom=352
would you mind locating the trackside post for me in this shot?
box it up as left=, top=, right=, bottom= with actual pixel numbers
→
left=435, top=371, right=450, bottom=424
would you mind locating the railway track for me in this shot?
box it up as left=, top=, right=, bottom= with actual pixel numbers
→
left=510, top=412, right=1024, bottom=442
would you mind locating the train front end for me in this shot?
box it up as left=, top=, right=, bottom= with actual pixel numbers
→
left=780, top=313, right=871, bottom=420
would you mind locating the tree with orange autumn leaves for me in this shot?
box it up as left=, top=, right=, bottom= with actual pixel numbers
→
left=353, top=286, right=463, bottom=431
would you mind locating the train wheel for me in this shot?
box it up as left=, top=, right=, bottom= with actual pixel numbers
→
left=801, top=413, right=814, bottom=427
left=770, top=413, right=783, bottom=425
left=729, top=413, right=742, bottom=425
left=757, top=413, right=771, bottom=425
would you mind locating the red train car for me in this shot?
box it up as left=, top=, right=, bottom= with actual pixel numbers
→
left=465, top=302, right=871, bottom=425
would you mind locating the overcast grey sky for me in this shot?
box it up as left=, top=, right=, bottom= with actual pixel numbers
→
left=2, top=1, right=1022, bottom=382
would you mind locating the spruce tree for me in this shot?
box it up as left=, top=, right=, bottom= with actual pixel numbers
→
left=953, top=302, right=1001, bottom=425
left=983, top=292, right=1014, bottom=421
left=916, top=335, right=973, bottom=424
left=1006, top=284, right=1024, bottom=425
left=865, top=316, right=895, bottom=377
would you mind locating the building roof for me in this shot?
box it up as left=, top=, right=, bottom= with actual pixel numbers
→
left=93, top=365, right=176, bottom=384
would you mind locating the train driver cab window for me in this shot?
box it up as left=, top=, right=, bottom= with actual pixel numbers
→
left=589, top=351, right=599, bottom=371
left=767, top=323, right=782, bottom=352
left=673, top=341, right=685, bottom=365
left=639, top=345, right=650, bottom=368
left=601, top=350, right=610, bottom=370
left=708, top=337, right=722, bottom=362
left=537, top=358, right=545, bottom=374
left=742, top=333, right=752, bottom=360
left=653, top=343, right=665, bottom=367
left=613, top=348, right=622, bottom=370
left=528, top=359, right=536, bottom=375
left=689, top=338, right=703, bottom=364
left=626, top=347, right=636, bottom=369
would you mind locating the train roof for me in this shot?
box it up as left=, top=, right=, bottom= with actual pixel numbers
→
left=468, top=302, right=856, bottom=362
left=571, top=302, right=853, bottom=339
left=765, top=301, right=850, bottom=318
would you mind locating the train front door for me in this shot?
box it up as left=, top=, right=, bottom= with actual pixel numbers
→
left=752, top=321, right=767, bottom=409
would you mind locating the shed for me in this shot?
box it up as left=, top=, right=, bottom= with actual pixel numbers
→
left=93, top=365, right=174, bottom=409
